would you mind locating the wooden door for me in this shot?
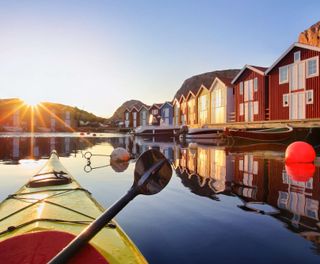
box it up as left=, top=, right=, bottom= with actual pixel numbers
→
left=244, top=102, right=253, bottom=122
left=290, top=92, right=305, bottom=120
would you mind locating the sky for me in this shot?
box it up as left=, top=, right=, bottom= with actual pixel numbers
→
left=0, top=0, right=320, bottom=118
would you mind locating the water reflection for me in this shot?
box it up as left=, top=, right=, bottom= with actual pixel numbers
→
left=171, top=141, right=320, bottom=254
left=0, top=135, right=130, bottom=162
left=0, top=134, right=320, bottom=258
left=128, top=136, right=320, bottom=249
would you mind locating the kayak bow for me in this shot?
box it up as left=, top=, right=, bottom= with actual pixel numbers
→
left=0, top=151, right=147, bottom=264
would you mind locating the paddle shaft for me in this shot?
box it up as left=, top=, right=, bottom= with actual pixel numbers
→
left=48, top=187, right=138, bottom=264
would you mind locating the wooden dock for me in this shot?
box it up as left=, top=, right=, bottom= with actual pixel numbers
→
left=189, top=118, right=320, bottom=130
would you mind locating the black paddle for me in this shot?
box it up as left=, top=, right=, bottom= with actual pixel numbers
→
left=48, top=149, right=172, bottom=264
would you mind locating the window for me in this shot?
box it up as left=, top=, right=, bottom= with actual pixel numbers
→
left=279, top=66, right=288, bottom=84
left=133, top=112, right=137, bottom=119
left=294, top=51, right=301, bottom=62
left=306, top=90, right=314, bottom=104
left=201, top=95, right=207, bottom=111
left=152, top=109, right=158, bottom=115
left=283, top=94, right=289, bottom=107
left=253, top=101, right=259, bottom=115
left=306, top=57, right=318, bottom=78
left=239, top=103, right=244, bottom=116
left=125, top=112, right=129, bottom=119
left=244, top=81, right=248, bottom=101
left=215, top=88, right=222, bottom=107
left=239, top=82, right=243, bottom=95
left=254, top=78, right=258, bottom=92
left=164, top=108, right=169, bottom=117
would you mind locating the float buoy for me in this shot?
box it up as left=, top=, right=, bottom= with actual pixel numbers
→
left=188, top=142, right=198, bottom=149
left=110, top=160, right=129, bottom=173
left=285, top=163, right=315, bottom=182
left=285, top=141, right=316, bottom=163
left=110, top=148, right=131, bottom=162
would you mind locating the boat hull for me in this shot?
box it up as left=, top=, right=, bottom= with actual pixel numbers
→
left=225, top=126, right=294, bottom=144
left=0, top=152, right=147, bottom=264
left=134, top=125, right=180, bottom=137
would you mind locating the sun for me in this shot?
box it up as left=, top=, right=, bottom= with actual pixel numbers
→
left=23, top=98, right=39, bottom=107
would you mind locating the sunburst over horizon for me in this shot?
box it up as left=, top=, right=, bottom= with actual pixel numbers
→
left=23, top=98, right=40, bottom=107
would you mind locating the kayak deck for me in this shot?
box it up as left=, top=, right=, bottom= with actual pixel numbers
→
left=0, top=151, right=147, bottom=264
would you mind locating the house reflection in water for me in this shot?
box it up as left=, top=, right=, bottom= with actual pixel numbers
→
left=0, top=137, right=107, bottom=162
left=268, top=159, right=320, bottom=247
left=233, top=154, right=268, bottom=201
left=171, top=143, right=320, bottom=252
left=173, top=144, right=234, bottom=199
left=128, top=136, right=174, bottom=162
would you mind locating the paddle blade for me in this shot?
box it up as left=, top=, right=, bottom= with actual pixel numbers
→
left=134, top=149, right=172, bottom=195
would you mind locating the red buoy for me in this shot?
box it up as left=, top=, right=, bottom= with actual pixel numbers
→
left=285, top=141, right=316, bottom=163
left=285, top=163, right=315, bottom=182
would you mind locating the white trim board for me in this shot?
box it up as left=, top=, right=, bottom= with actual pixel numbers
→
left=266, top=42, right=320, bottom=74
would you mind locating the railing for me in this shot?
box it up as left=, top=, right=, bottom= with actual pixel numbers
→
left=265, top=108, right=270, bottom=121
left=228, top=112, right=236, bottom=122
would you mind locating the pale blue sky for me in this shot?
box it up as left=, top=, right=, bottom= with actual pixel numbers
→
left=0, top=0, right=319, bottom=117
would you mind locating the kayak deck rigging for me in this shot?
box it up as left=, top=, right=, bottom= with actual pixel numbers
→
left=0, top=187, right=117, bottom=236
left=0, top=151, right=147, bottom=263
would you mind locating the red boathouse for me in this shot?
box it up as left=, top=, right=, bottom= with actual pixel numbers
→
left=266, top=42, right=320, bottom=120
left=232, top=65, right=269, bottom=122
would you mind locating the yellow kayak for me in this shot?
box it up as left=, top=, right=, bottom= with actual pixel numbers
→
left=0, top=151, right=147, bottom=264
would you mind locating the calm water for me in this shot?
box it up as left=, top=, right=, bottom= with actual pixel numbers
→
left=0, top=133, right=320, bottom=264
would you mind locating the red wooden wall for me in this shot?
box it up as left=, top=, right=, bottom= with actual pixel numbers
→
left=233, top=68, right=268, bottom=122
left=269, top=46, right=320, bottom=120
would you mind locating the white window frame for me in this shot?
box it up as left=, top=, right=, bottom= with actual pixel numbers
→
left=306, top=90, right=314, bottom=104
left=239, top=82, right=243, bottom=95
left=239, top=103, right=244, bottom=116
left=279, top=66, right=289, bottom=84
left=283, top=94, right=289, bottom=107
left=125, top=112, right=129, bottom=120
left=306, top=56, right=319, bottom=78
left=253, top=101, right=259, bottom=115
left=294, top=51, right=301, bottom=62
left=253, top=77, right=258, bottom=92
left=152, top=109, right=158, bottom=115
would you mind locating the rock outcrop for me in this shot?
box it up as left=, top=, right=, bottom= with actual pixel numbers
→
left=298, top=21, right=320, bottom=47
left=108, top=99, right=145, bottom=123
left=173, top=69, right=240, bottom=100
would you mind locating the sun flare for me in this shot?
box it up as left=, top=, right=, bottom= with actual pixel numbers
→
left=23, top=98, right=39, bottom=107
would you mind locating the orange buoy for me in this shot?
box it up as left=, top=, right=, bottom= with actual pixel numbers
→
left=285, top=163, right=315, bottom=182
left=285, top=141, right=316, bottom=163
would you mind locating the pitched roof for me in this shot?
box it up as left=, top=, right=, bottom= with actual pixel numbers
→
left=174, top=69, right=240, bottom=100
left=148, top=103, right=163, bottom=109
left=266, top=42, right=320, bottom=74
left=216, top=76, right=234, bottom=87
left=160, top=101, right=173, bottom=109
left=231, top=65, right=267, bottom=84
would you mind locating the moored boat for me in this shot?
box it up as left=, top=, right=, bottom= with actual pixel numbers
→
left=179, top=127, right=226, bottom=145
left=0, top=151, right=147, bottom=263
left=224, top=125, right=294, bottom=143
left=2, top=126, right=23, bottom=132
left=133, top=125, right=180, bottom=137
left=185, top=127, right=224, bottom=140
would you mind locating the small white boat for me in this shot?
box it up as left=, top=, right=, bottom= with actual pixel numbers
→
left=133, top=125, right=180, bottom=137
left=2, top=126, right=23, bottom=132
left=185, top=127, right=224, bottom=140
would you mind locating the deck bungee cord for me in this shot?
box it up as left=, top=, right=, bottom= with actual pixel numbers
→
left=0, top=149, right=172, bottom=263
